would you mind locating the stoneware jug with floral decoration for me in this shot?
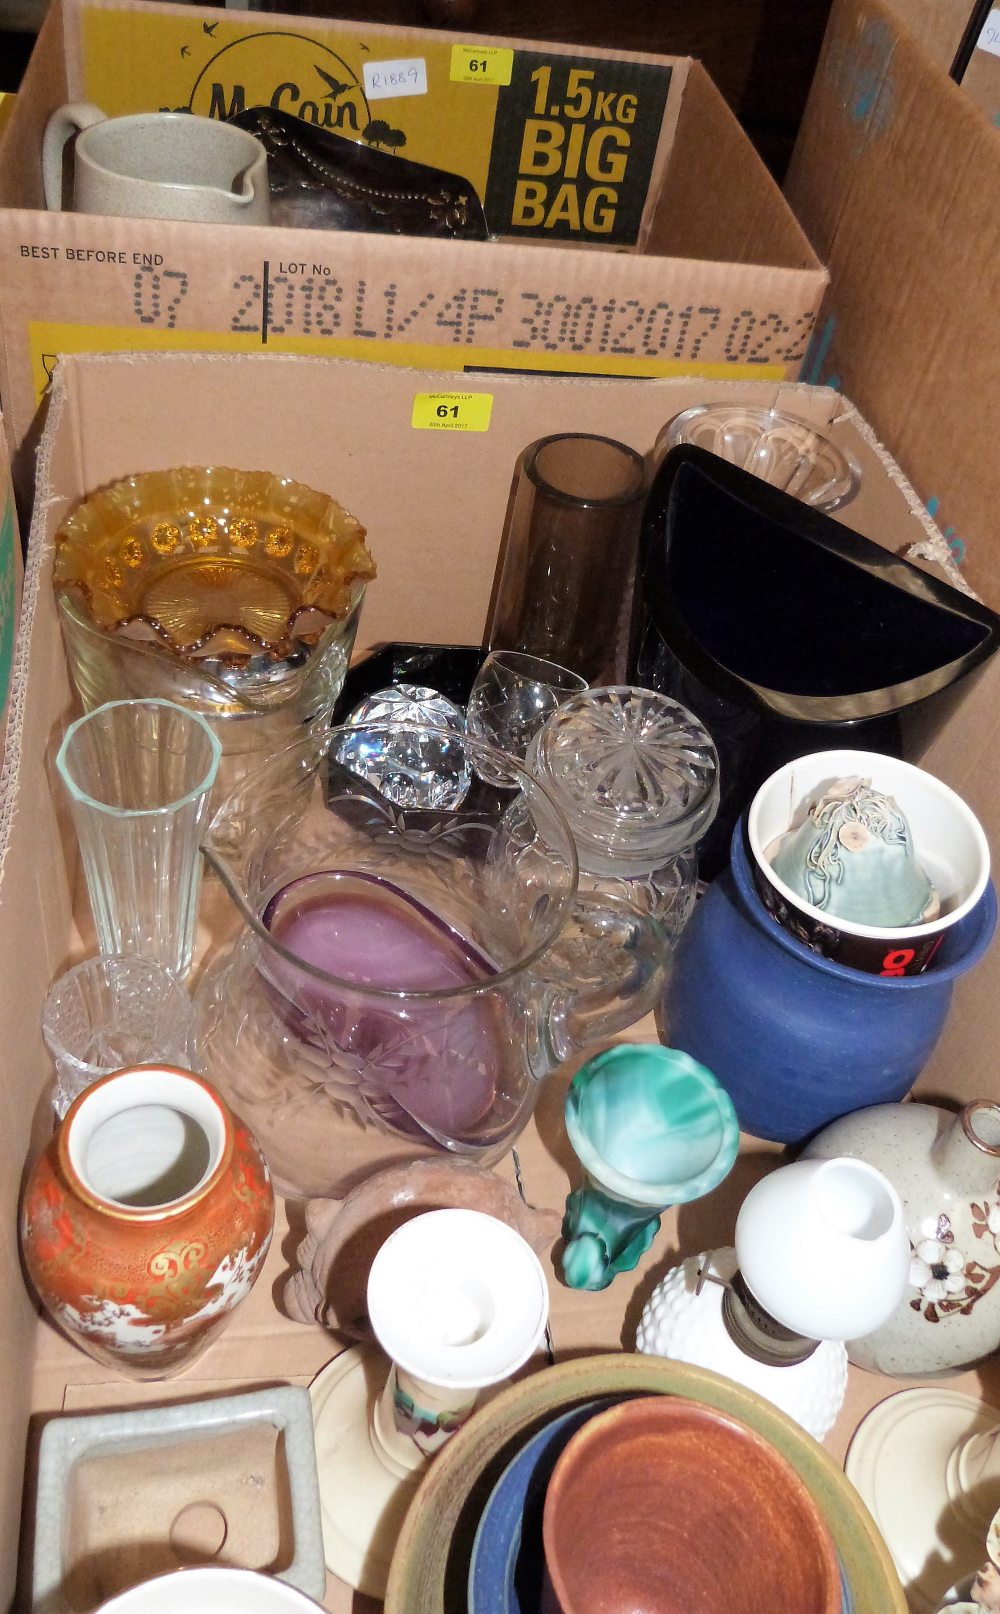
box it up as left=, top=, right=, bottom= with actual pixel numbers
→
left=805, top=1100, right=1000, bottom=1375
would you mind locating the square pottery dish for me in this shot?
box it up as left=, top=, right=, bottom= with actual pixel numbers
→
left=384, top=1355, right=904, bottom=1614
left=31, top=1386, right=326, bottom=1611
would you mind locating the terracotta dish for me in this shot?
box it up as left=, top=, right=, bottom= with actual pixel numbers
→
left=542, top=1395, right=841, bottom=1614
left=283, top=1159, right=560, bottom=1338
left=383, top=1355, right=907, bottom=1614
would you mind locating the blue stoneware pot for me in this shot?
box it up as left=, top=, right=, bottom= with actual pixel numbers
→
left=468, top=1398, right=621, bottom=1614
left=663, top=822, right=998, bottom=1144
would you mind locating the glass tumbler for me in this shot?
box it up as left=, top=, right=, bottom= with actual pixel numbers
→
left=55, top=698, right=221, bottom=978
left=465, top=650, right=588, bottom=787
left=42, top=953, right=195, bottom=1117
left=486, top=434, right=647, bottom=683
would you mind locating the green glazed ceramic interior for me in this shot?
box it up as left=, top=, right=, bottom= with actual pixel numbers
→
left=768, top=780, right=935, bottom=928
left=564, top=1044, right=740, bottom=1205
left=383, top=1355, right=907, bottom=1614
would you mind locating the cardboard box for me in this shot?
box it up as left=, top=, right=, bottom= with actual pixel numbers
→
left=0, top=415, right=22, bottom=761
left=1, top=351, right=990, bottom=1605
left=0, top=0, right=827, bottom=491
left=785, top=0, right=1000, bottom=605
left=893, top=0, right=1000, bottom=119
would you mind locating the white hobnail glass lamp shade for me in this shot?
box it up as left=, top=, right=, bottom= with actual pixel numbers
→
left=736, top=1157, right=910, bottom=1341
left=636, top=1253, right=850, bottom=1442
left=366, top=1207, right=550, bottom=1390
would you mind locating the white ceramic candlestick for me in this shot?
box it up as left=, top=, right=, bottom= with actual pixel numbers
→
left=847, top=1388, right=1000, bottom=1612
left=309, top=1208, right=549, bottom=1599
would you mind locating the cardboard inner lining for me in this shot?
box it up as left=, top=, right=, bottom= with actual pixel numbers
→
left=3, top=356, right=990, bottom=1611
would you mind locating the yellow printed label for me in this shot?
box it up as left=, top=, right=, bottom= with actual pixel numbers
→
left=411, top=392, right=494, bottom=431
left=449, top=45, right=514, bottom=86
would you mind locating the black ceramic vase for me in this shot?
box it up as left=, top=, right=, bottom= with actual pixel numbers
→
left=629, top=446, right=1000, bottom=874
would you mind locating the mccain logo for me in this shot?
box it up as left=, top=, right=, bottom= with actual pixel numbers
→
left=186, top=32, right=371, bottom=132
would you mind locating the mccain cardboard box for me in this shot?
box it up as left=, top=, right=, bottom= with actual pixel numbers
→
left=785, top=0, right=1000, bottom=606
left=0, top=351, right=991, bottom=1604
left=0, top=0, right=827, bottom=491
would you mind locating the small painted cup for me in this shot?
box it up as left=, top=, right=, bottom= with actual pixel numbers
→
left=747, top=750, right=991, bottom=975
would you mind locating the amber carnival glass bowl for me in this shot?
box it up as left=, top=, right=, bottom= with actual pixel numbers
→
left=53, top=465, right=376, bottom=663
left=53, top=467, right=377, bottom=802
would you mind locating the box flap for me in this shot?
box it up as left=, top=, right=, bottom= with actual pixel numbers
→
left=890, top=0, right=1000, bottom=117
left=786, top=0, right=1000, bottom=606
left=650, top=61, right=821, bottom=273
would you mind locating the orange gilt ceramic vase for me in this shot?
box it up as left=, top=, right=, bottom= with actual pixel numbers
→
left=20, top=1065, right=274, bottom=1379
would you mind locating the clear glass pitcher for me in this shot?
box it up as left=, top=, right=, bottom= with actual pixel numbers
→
left=194, top=720, right=668, bottom=1196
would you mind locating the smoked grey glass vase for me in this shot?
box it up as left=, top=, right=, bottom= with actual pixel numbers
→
left=487, top=433, right=646, bottom=684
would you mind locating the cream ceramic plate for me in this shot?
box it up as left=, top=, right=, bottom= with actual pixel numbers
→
left=384, top=1354, right=907, bottom=1614
left=846, top=1387, right=1000, bottom=1612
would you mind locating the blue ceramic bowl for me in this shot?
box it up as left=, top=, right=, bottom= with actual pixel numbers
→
left=468, top=1394, right=856, bottom=1614
left=468, top=1398, right=619, bottom=1614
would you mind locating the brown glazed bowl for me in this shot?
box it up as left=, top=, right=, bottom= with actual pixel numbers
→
left=384, top=1356, right=905, bottom=1614
left=542, top=1395, right=841, bottom=1614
